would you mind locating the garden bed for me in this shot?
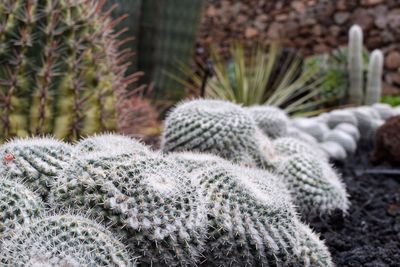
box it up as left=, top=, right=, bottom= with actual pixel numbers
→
left=310, top=144, right=400, bottom=267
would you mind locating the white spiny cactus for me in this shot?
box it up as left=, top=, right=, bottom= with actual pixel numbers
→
left=335, top=123, right=360, bottom=142
left=327, top=110, right=358, bottom=129
left=276, top=153, right=349, bottom=217
left=320, top=141, right=347, bottom=162
left=372, top=103, right=396, bottom=120
left=0, top=178, right=43, bottom=238
left=291, top=118, right=327, bottom=141
left=50, top=151, right=207, bottom=266
left=0, top=215, right=134, bottom=266
left=0, top=137, right=73, bottom=199
left=365, top=50, right=384, bottom=105
left=348, top=24, right=364, bottom=105
left=161, top=99, right=275, bottom=169
left=246, top=105, right=290, bottom=139
left=323, top=130, right=357, bottom=154
left=273, top=137, right=328, bottom=161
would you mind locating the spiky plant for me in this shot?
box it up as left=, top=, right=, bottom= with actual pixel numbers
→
left=50, top=150, right=207, bottom=266
left=0, top=0, right=134, bottom=141
left=0, top=214, right=135, bottom=266
left=348, top=25, right=364, bottom=105
left=174, top=43, right=331, bottom=115
left=0, top=178, right=43, bottom=238
left=0, top=137, right=73, bottom=199
left=365, top=50, right=384, bottom=105
left=161, top=99, right=276, bottom=169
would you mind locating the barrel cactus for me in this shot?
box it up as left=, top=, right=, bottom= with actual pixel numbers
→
left=0, top=178, right=43, bottom=238
left=246, top=105, right=289, bottom=139
left=276, top=153, right=349, bottom=217
left=0, top=0, right=132, bottom=141
left=74, top=133, right=150, bottom=155
left=161, top=99, right=275, bottom=169
left=50, top=151, right=207, bottom=266
left=273, top=137, right=328, bottom=161
left=0, top=137, right=73, bottom=199
left=194, top=162, right=333, bottom=266
left=0, top=214, right=134, bottom=266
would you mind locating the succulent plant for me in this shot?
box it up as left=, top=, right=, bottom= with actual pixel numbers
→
left=246, top=105, right=289, bottom=139
left=0, top=214, right=134, bottom=266
left=74, top=133, right=150, bottom=155
left=352, top=107, right=383, bottom=141
left=291, top=118, right=329, bottom=142
left=319, top=141, right=347, bottom=161
left=161, top=99, right=275, bottom=169
left=334, top=123, right=360, bottom=142
left=323, top=130, right=357, bottom=154
left=0, top=178, right=43, bottom=238
left=348, top=25, right=364, bottom=105
left=50, top=151, right=207, bottom=266
left=286, top=126, right=319, bottom=145
left=327, top=110, right=358, bottom=128
left=275, top=153, right=349, bottom=217
left=365, top=50, right=384, bottom=105
left=168, top=151, right=227, bottom=173
left=372, top=103, right=396, bottom=120
left=273, top=137, right=328, bottom=161
left=0, top=0, right=133, bottom=141
left=0, top=137, right=73, bottom=199
left=194, top=162, right=333, bottom=266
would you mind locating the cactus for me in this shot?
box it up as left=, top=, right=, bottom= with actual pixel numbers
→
left=0, top=178, right=43, bottom=238
left=372, top=103, right=395, bottom=120
left=323, top=130, right=357, bottom=154
left=50, top=151, right=207, bottom=266
left=286, top=126, right=319, bottom=145
left=0, top=137, right=73, bottom=199
left=365, top=50, right=384, bottom=105
left=194, top=162, right=333, bottom=266
left=245, top=105, right=289, bottom=139
left=74, top=133, right=150, bottom=154
left=0, top=214, right=134, bottom=266
left=327, top=110, right=358, bottom=128
left=169, top=151, right=227, bottom=173
left=0, top=0, right=132, bottom=141
left=276, top=153, right=349, bottom=217
left=320, top=141, right=347, bottom=161
left=348, top=25, right=364, bottom=105
left=335, top=123, right=360, bottom=141
left=291, top=118, right=328, bottom=141
left=273, top=137, right=328, bottom=161
left=161, top=99, right=275, bottom=169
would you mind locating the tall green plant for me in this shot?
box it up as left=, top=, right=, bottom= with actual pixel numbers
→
left=174, top=43, right=331, bottom=115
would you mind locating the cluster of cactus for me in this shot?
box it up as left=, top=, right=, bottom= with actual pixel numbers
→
left=0, top=0, right=133, bottom=141
left=162, top=99, right=350, bottom=218
left=348, top=25, right=384, bottom=105
left=0, top=132, right=339, bottom=266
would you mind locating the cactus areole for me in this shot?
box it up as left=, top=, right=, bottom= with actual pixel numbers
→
left=0, top=0, right=133, bottom=141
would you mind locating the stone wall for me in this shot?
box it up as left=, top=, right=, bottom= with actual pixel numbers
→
left=197, top=0, right=400, bottom=93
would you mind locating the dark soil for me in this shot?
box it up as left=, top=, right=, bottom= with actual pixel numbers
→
left=310, top=144, right=400, bottom=267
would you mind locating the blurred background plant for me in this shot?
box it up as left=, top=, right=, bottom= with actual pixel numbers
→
left=173, top=43, right=339, bottom=116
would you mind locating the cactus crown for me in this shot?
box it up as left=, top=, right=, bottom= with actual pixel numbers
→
left=0, top=214, right=134, bottom=266
left=161, top=99, right=274, bottom=168
left=0, top=0, right=132, bottom=141
left=0, top=137, right=73, bottom=199
left=246, top=105, right=289, bottom=139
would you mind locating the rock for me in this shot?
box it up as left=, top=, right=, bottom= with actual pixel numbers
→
left=371, top=115, right=400, bottom=165
left=352, top=8, right=374, bottom=31
left=385, top=51, right=400, bottom=70
left=245, top=27, right=259, bottom=38
left=334, top=12, right=350, bottom=24
left=361, top=0, right=384, bottom=6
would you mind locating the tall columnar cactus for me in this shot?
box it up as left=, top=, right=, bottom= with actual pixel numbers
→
left=348, top=25, right=364, bottom=105
left=74, top=133, right=150, bottom=154
left=161, top=99, right=275, bottom=169
left=0, top=215, right=134, bottom=266
left=0, top=178, right=43, bottom=238
left=365, top=50, right=384, bottom=105
left=276, top=153, right=349, bottom=217
left=50, top=151, right=207, bottom=266
left=194, top=163, right=333, bottom=266
left=0, top=0, right=132, bottom=141
left=246, top=105, right=290, bottom=139
left=0, top=137, right=73, bottom=199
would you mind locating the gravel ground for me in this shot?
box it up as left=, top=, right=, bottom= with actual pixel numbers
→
left=310, top=144, right=400, bottom=267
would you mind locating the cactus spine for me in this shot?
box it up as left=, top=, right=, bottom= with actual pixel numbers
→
left=348, top=25, right=364, bottom=105
left=0, top=0, right=132, bottom=141
left=0, top=215, right=134, bottom=266
left=365, top=49, right=384, bottom=105
left=0, top=178, right=43, bottom=238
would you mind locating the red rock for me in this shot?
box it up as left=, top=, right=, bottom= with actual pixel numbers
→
left=244, top=27, right=258, bottom=39
left=371, top=116, right=400, bottom=166
left=334, top=12, right=350, bottom=24
left=361, top=0, right=384, bottom=6
left=385, top=51, right=400, bottom=70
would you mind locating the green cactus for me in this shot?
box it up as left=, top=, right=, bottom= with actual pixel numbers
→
left=0, top=178, right=43, bottom=238
left=161, top=99, right=276, bottom=169
left=194, top=162, right=333, bottom=266
left=348, top=25, right=364, bottom=105
left=74, top=133, right=150, bottom=154
left=0, top=214, right=134, bottom=266
left=276, top=153, right=349, bottom=217
left=0, top=137, right=73, bottom=199
left=365, top=50, right=384, bottom=105
left=246, top=105, right=290, bottom=139
left=0, top=0, right=132, bottom=141
left=50, top=151, right=207, bottom=266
